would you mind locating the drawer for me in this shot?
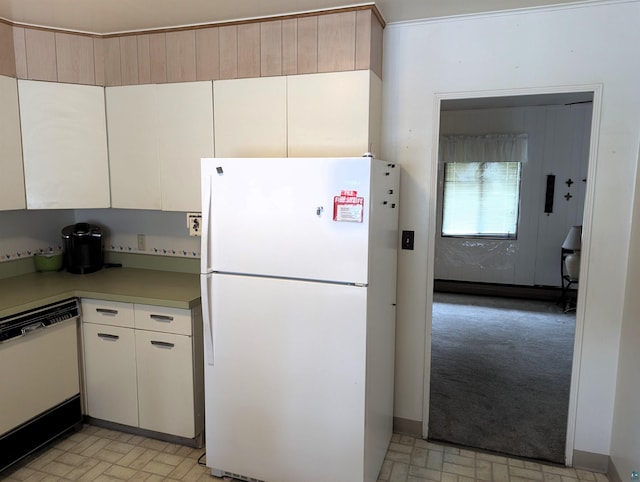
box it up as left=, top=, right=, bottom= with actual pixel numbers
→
left=81, top=299, right=134, bottom=328
left=134, top=304, right=192, bottom=336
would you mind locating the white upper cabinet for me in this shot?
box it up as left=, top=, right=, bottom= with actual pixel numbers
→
left=287, top=70, right=381, bottom=158
left=0, top=75, right=25, bottom=211
left=214, top=77, right=287, bottom=158
left=106, top=82, right=214, bottom=212
left=157, top=82, right=214, bottom=212
left=106, top=85, right=161, bottom=210
left=18, top=80, right=110, bottom=209
left=212, top=70, right=380, bottom=160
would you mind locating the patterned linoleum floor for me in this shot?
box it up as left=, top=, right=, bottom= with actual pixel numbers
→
left=1, top=425, right=610, bottom=482
left=381, top=434, right=609, bottom=482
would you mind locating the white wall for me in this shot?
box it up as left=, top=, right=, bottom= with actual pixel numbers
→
left=436, top=104, right=591, bottom=286
left=0, top=210, right=73, bottom=260
left=382, top=0, right=640, bottom=460
left=610, top=144, right=640, bottom=479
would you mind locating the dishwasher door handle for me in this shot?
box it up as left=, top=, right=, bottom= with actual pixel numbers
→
left=21, top=322, right=46, bottom=336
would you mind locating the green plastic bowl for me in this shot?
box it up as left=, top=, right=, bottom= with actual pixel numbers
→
left=34, top=252, right=64, bottom=272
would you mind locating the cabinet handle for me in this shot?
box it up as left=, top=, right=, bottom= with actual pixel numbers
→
left=150, top=340, right=175, bottom=348
left=150, top=314, right=174, bottom=322
left=97, top=333, right=119, bottom=340
left=96, top=308, right=118, bottom=315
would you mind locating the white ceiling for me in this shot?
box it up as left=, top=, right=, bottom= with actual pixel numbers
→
left=0, top=0, right=592, bottom=35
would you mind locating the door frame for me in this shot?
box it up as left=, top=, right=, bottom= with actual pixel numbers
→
left=422, top=83, right=603, bottom=466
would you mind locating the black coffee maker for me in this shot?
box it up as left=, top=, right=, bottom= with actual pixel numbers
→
left=61, top=223, right=104, bottom=274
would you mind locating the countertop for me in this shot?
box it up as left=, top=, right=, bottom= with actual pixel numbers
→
left=0, top=268, right=201, bottom=318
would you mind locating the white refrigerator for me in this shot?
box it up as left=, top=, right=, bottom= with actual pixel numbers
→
left=200, top=157, right=399, bottom=482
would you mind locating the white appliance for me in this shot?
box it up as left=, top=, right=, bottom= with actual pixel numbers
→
left=0, top=299, right=82, bottom=473
left=200, top=156, right=399, bottom=482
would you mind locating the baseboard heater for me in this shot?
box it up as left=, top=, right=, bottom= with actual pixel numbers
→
left=434, top=280, right=561, bottom=301
left=0, top=394, right=82, bottom=473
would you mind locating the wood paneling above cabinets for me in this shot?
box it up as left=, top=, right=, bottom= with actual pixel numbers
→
left=165, top=30, right=197, bottom=83
left=261, top=20, right=283, bottom=77
left=281, top=19, right=298, bottom=76
left=119, top=35, right=139, bottom=85
left=297, top=17, right=318, bottom=74
left=318, top=11, right=356, bottom=72
left=195, top=28, right=220, bottom=81
left=25, top=29, right=57, bottom=81
left=55, top=32, right=96, bottom=85
left=7, top=6, right=383, bottom=86
left=218, top=25, right=238, bottom=80
left=0, top=22, right=17, bottom=77
left=237, top=23, right=261, bottom=79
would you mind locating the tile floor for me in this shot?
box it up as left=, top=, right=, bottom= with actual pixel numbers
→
left=2, top=425, right=216, bottom=482
left=1, top=425, right=610, bottom=482
left=381, top=434, right=609, bottom=482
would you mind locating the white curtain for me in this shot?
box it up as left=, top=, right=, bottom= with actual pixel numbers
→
left=439, top=133, right=528, bottom=163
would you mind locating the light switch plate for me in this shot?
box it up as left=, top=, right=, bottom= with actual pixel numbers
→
left=187, top=213, right=202, bottom=237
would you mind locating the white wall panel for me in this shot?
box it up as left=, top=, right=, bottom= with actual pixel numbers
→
left=382, top=1, right=640, bottom=460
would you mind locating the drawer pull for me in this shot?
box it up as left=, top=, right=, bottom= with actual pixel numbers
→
left=96, top=308, right=118, bottom=315
left=150, top=340, right=175, bottom=348
left=97, top=333, right=119, bottom=341
left=150, top=314, right=174, bottom=322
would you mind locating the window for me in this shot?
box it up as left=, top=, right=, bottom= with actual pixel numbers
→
left=441, top=161, right=522, bottom=238
left=438, top=133, right=527, bottom=239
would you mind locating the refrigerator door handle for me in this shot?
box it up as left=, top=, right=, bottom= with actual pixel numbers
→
left=200, top=175, right=212, bottom=273
left=201, top=274, right=215, bottom=366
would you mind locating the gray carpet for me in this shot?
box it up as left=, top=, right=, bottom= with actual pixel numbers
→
left=428, top=292, right=575, bottom=464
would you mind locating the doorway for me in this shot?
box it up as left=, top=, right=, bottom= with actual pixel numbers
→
left=426, top=90, right=595, bottom=464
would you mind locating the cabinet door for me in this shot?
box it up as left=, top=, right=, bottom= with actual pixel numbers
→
left=214, top=77, right=287, bottom=157
left=287, top=70, right=371, bottom=157
left=157, top=82, right=214, bottom=212
left=18, top=80, right=110, bottom=209
left=136, top=330, right=195, bottom=438
left=83, top=322, right=138, bottom=426
left=106, top=85, right=161, bottom=209
left=0, top=75, right=25, bottom=210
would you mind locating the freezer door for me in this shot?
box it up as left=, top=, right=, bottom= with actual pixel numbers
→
left=205, top=274, right=368, bottom=482
left=201, top=157, right=372, bottom=284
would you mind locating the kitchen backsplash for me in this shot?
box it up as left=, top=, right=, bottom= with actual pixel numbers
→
left=0, top=209, right=200, bottom=263
left=0, top=209, right=72, bottom=262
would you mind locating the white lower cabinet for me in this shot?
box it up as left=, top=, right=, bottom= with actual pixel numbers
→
left=135, top=330, right=195, bottom=438
left=83, top=323, right=139, bottom=427
left=81, top=299, right=203, bottom=443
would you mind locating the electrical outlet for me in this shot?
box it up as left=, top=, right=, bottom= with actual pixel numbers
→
left=137, top=234, right=146, bottom=251
left=187, top=213, right=202, bottom=237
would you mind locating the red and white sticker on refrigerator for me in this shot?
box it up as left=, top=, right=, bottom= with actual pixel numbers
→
left=333, top=190, right=365, bottom=223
